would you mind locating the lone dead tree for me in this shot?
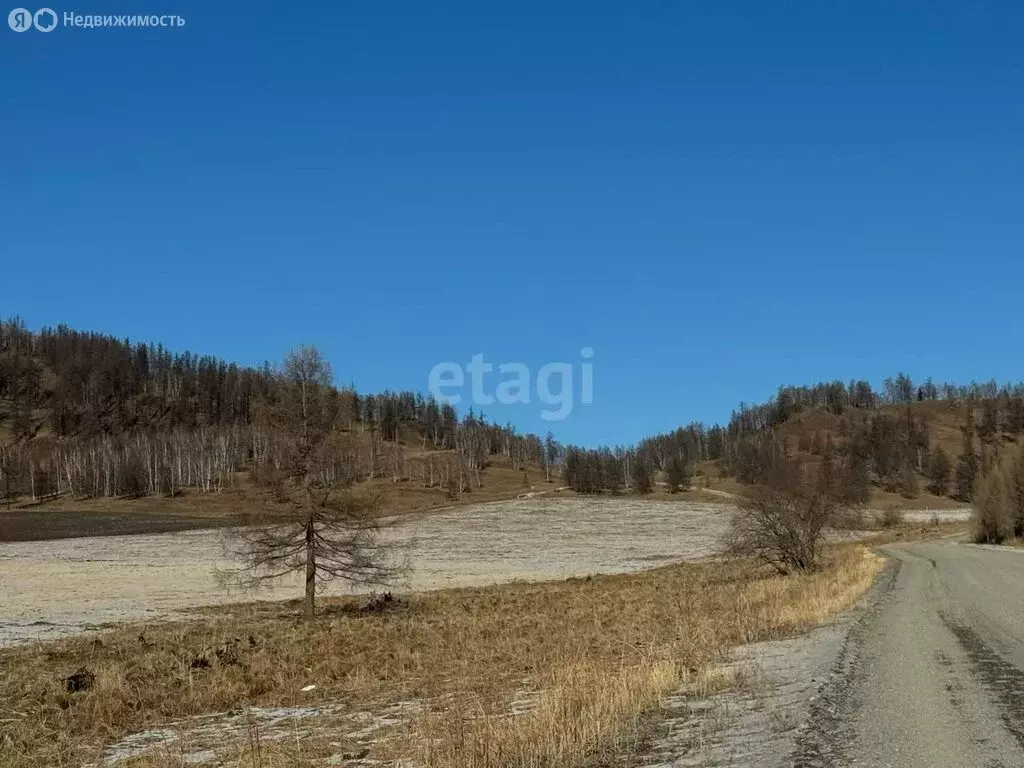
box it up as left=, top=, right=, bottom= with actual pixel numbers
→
left=227, top=345, right=398, bottom=621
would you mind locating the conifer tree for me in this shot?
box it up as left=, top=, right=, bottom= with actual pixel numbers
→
left=666, top=456, right=691, bottom=493
left=955, top=438, right=980, bottom=502
left=898, top=459, right=919, bottom=499
left=632, top=460, right=653, bottom=495
left=927, top=446, right=952, bottom=496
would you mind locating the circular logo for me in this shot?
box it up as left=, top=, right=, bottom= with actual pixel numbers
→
left=8, top=7, right=33, bottom=31
left=33, top=7, right=56, bottom=31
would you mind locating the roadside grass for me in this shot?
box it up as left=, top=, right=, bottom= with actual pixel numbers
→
left=0, top=545, right=884, bottom=768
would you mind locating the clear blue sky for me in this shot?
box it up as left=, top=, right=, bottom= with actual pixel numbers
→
left=3, top=1, right=1023, bottom=446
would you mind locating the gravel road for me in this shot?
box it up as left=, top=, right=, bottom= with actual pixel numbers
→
left=797, top=539, right=1024, bottom=767
left=646, top=538, right=1024, bottom=768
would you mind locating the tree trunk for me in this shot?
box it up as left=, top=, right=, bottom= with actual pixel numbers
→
left=304, top=516, right=316, bottom=621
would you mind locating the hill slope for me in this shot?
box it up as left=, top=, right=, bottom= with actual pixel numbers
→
left=0, top=319, right=552, bottom=524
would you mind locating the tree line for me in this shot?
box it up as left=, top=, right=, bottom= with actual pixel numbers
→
left=8, top=317, right=1024, bottom=510
left=560, top=372, right=1024, bottom=501
left=725, top=373, right=1024, bottom=437
left=560, top=422, right=713, bottom=494
left=0, top=319, right=546, bottom=504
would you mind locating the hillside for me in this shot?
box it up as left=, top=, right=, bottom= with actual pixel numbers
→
left=4, top=318, right=1018, bottom=525
left=700, top=390, right=1022, bottom=510
left=693, top=401, right=966, bottom=510
left=0, top=320, right=555, bottom=531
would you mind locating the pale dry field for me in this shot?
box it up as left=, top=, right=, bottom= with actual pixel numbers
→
left=0, top=498, right=732, bottom=645
left=896, top=508, right=971, bottom=523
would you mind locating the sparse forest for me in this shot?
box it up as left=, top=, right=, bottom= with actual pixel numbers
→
left=5, top=316, right=1024, bottom=512
left=711, top=374, right=1024, bottom=506
left=0, top=318, right=545, bottom=506
left=560, top=373, right=1024, bottom=507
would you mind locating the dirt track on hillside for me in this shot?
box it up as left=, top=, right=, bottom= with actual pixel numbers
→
left=0, top=498, right=731, bottom=645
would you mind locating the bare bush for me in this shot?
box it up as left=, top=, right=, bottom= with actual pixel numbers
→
left=831, top=506, right=871, bottom=531
left=879, top=507, right=904, bottom=528
left=728, top=471, right=835, bottom=573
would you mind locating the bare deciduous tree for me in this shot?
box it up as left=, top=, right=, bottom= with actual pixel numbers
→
left=226, top=346, right=399, bottom=620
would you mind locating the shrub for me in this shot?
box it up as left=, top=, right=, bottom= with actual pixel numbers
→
left=728, top=467, right=834, bottom=573
left=879, top=507, right=904, bottom=528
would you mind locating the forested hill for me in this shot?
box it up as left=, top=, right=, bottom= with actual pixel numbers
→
left=0, top=318, right=550, bottom=506
left=3, top=316, right=1019, bottom=512
left=715, top=376, right=1024, bottom=503
left=564, top=374, right=1024, bottom=507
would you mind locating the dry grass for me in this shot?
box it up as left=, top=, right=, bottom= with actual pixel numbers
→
left=1, top=448, right=555, bottom=534
left=3, top=467, right=734, bottom=545
left=554, top=486, right=735, bottom=506
left=0, top=545, right=884, bottom=768
left=408, top=660, right=679, bottom=767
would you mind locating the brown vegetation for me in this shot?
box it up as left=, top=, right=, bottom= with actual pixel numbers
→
left=2, top=322, right=1009, bottom=524
left=728, top=473, right=835, bottom=573
left=972, top=442, right=1024, bottom=544
left=0, top=454, right=562, bottom=541
left=0, top=544, right=884, bottom=768
left=0, top=320, right=551, bottom=521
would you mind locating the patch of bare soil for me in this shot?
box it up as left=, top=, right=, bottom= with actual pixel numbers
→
left=632, top=626, right=850, bottom=767
left=0, top=508, right=234, bottom=541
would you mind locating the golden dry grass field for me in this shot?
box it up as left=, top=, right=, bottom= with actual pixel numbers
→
left=0, top=542, right=886, bottom=768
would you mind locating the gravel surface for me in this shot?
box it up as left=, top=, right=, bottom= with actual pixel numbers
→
left=630, top=562, right=892, bottom=768
left=796, top=538, right=1024, bottom=767
left=632, top=536, right=1024, bottom=768
left=0, top=498, right=731, bottom=645
left=636, top=624, right=855, bottom=767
